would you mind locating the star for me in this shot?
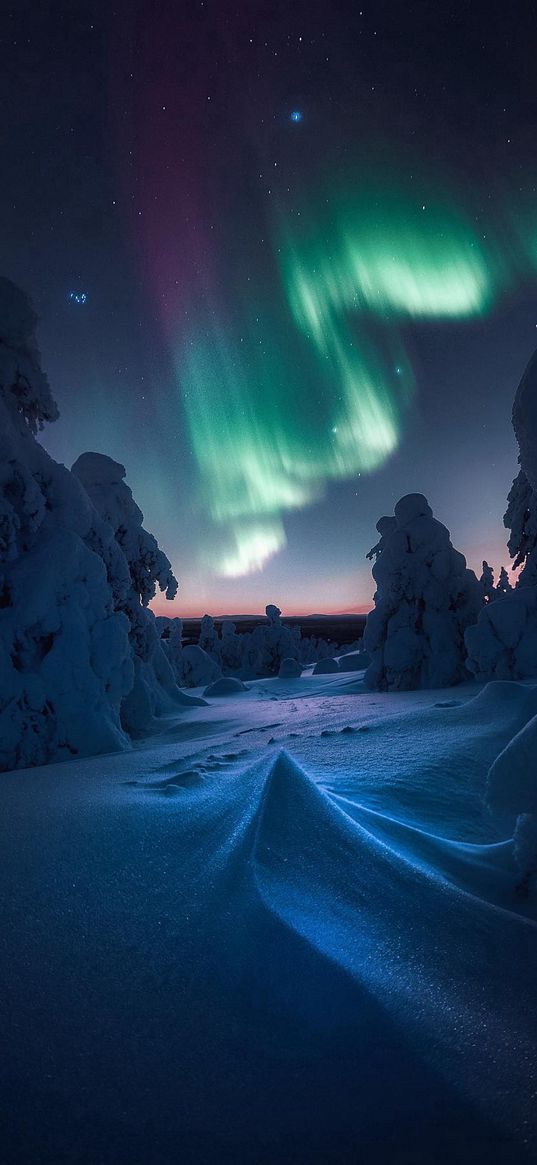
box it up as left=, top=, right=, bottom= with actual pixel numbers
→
left=290, top=110, right=303, bottom=123
left=68, top=291, right=87, bottom=304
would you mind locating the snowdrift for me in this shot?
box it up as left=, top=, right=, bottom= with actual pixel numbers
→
left=1, top=676, right=536, bottom=1163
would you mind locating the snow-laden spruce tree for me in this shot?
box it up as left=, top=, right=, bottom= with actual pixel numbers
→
left=496, top=566, right=513, bottom=597
left=480, top=561, right=496, bottom=603
left=220, top=619, right=243, bottom=671
left=363, top=493, right=482, bottom=690
left=504, top=469, right=537, bottom=586
left=251, top=604, right=302, bottom=676
left=479, top=348, right=537, bottom=892
left=157, top=615, right=185, bottom=683
left=466, top=350, right=537, bottom=681
left=0, top=279, right=133, bottom=769
left=71, top=452, right=200, bottom=732
left=199, top=613, right=221, bottom=663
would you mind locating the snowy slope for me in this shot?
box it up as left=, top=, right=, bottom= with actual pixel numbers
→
left=0, top=672, right=536, bottom=1164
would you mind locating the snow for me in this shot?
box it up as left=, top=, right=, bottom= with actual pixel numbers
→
left=2, top=286, right=537, bottom=1161
left=0, top=671, right=536, bottom=1163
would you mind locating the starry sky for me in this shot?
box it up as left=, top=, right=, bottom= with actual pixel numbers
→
left=3, top=0, right=537, bottom=615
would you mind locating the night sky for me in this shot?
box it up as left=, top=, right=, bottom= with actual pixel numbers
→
left=3, top=0, right=537, bottom=615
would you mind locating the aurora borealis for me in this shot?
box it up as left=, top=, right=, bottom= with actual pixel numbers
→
left=3, top=1, right=537, bottom=614
left=165, top=167, right=523, bottom=583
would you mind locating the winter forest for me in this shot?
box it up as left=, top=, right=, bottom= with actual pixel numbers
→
left=1, top=271, right=537, bottom=1161
left=3, top=3, right=537, bottom=1157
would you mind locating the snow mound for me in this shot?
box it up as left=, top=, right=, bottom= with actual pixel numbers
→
left=465, top=586, right=537, bottom=680
left=312, top=657, right=339, bottom=675
left=2, top=691, right=537, bottom=1160
left=487, top=709, right=537, bottom=888
left=278, top=657, right=303, bottom=678
left=181, top=645, right=221, bottom=688
left=338, top=651, right=370, bottom=671
left=203, top=676, right=249, bottom=696
left=487, top=713, right=537, bottom=830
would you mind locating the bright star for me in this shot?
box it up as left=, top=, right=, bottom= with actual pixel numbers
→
left=68, top=291, right=87, bottom=304
left=290, top=110, right=303, bottom=123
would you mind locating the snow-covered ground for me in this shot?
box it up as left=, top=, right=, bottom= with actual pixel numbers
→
left=1, top=669, right=536, bottom=1164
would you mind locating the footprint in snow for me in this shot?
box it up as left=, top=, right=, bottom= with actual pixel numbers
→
left=235, top=721, right=283, bottom=736
left=126, top=769, right=206, bottom=793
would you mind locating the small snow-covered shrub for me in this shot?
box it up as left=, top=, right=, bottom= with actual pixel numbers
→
left=181, top=645, right=221, bottom=688
left=199, top=613, right=221, bottom=663
left=255, top=605, right=302, bottom=676
left=220, top=620, right=243, bottom=672
left=465, top=587, right=537, bottom=680
left=203, top=676, right=248, bottom=696
left=312, top=658, right=340, bottom=675
left=278, top=658, right=303, bottom=678
left=338, top=651, right=370, bottom=672
left=363, top=493, right=481, bottom=691
left=158, top=616, right=185, bottom=682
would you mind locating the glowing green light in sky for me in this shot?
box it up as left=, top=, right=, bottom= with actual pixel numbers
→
left=281, top=187, right=497, bottom=350
left=176, top=173, right=501, bottom=577
left=178, top=313, right=413, bottom=576
left=218, top=520, right=286, bottom=577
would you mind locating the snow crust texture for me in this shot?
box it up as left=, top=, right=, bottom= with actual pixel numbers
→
left=1, top=675, right=535, bottom=1163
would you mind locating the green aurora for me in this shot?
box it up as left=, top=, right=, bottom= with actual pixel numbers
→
left=178, top=178, right=511, bottom=577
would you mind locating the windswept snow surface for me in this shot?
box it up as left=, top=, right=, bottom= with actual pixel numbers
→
left=1, top=671, right=536, bottom=1164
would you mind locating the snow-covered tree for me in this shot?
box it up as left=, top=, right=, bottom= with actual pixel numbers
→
left=363, top=493, right=482, bottom=691
left=481, top=349, right=537, bottom=890
left=467, top=349, right=537, bottom=681
left=366, top=516, right=397, bottom=562
left=0, top=279, right=133, bottom=769
left=496, top=566, right=513, bottom=597
left=255, top=604, right=302, bottom=676
left=157, top=616, right=186, bottom=684
left=199, top=613, right=221, bottom=663
left=480, top=561, right=495, bottom=603
left=71, top=453, right=195, bottom=733
left=220, top=620, right=243, bottom=672
left=504, top=469, right=537, bottom=587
